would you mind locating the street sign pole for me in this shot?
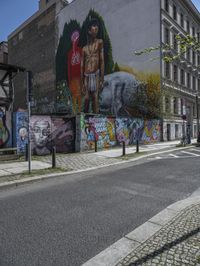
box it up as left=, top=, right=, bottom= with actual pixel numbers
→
left=26, top=71, right=32, bottom=174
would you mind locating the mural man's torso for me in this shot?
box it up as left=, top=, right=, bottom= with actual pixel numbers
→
left=83, top=39, right=103, bottom=74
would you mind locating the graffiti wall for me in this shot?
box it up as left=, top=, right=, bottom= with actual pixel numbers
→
left=80, top=115, right=160, bottom=151
left=115, top=118, right=144, bottom=145
left=80, top=115, right=116, bottom=151
left=56, top=0, right=160, bottom=117
left=13, top=112, right=28, bottom=154
left=142, top=120, right=161, bottom=144
left=30, top=115, right=75, bottom=155
left=0, top=110, right=12, bottom=148
left=51, top=117, right=75, bottom=153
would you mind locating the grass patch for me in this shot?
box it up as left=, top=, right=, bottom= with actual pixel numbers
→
left=0, top=167, right=69, bottom=184
left=118, top=151, right=147, bottom=160
left=197, top=256, right=200, bottom=263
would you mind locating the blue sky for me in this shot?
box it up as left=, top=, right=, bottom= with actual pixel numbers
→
left=0, top=0, right=200, bottom=41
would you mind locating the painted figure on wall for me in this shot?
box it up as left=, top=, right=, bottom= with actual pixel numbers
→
left=67, top=31, right=82, bottom=113
left=31, top=118, right=51, bottom=155
left=81, top=18, right=104, bottom=114
left=0, top=111, right=10, bottom=148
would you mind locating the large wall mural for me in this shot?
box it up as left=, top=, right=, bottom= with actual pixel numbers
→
left=56, top=7, right=160, bottom=118
left=142, top=120, right=161, bottom=144
left=13, top=112, right=28, bottom=154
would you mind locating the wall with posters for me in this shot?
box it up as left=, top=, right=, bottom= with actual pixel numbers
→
left=0, top=110, right=12, bottom=148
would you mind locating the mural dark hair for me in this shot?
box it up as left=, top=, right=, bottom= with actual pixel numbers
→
left=87, top=18, right=99, bottom=31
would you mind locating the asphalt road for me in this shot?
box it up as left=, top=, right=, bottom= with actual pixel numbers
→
left=0, top=155, right=200, bottom=266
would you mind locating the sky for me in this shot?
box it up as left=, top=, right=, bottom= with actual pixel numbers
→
left=0, top=0, right=200, bottom=42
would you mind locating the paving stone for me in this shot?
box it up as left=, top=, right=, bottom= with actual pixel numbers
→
left=116, top=204, right=200, bottom=266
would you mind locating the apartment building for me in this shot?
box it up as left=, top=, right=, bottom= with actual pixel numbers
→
left=8, top=0, right=58, bottom=112
left=0, top=42, right=8, bottom=64
left=161, top=0, right=200, bottom=140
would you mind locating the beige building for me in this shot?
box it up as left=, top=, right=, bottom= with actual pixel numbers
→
left=161, top=0, right=200, bottom=140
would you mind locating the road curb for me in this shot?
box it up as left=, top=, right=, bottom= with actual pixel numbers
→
left=82, top=194, right=200, bottom=266
left=0, top=145, right=195, bottom=191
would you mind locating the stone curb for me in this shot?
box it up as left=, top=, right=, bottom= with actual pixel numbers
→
left=82, top=194, right=200, bottom=266
left=0, top=145, right=194, bottom=191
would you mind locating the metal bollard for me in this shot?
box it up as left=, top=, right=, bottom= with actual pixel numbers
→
left=136, top=140, right=139, bottom=153
left=95, top=139, right=97, bottom=152
left=25, top=143, right=28, bottom=161
left=122, top=141, right=126, bottom=156
left=52, top=146, right=56, bottom=168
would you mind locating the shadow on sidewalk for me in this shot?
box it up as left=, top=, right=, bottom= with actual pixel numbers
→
left=129, top=226, right=200, bottom=266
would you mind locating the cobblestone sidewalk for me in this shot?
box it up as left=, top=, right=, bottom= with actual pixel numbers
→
left=40, top=153, right=122, bottom=170
left=116, top=204, right=200, bottom=266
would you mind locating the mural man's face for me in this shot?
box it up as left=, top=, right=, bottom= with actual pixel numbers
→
left=89, top=24, right=99, bottom=38
left=33, top=121, right=50, bottom=148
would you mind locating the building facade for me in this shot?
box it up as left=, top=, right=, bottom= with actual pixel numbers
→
left=8, top=0, right=58, bottom=112
left=0, top=42, right=8, bottom=64
left=161, top=0, right=200, bottom=141
left=8, top=0, right=200, bottom=141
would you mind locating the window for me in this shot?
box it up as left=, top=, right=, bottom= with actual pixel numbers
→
left=173, top=34, right=178, bottom=51
left=165, top=27, right=170, bottom=45
left=193, top=77, right=196, bottom=90
left=198, top=55, right=200, bottom=66
left=173, top=5, right=177, bottom=20
left=197, top=32, right=200, bottom=43
left=174, top=97, right=178, bottom=114
left=187, top=48, right=190, bottom=62
left=187, top=73, right=191, bottom=89
left=181, top=69, right=185, bottom=85
left=165, top=0, right=169, bottom=12
left=181, top=99, right=184, bottom=114
left=192, top=51, right=196, bottom=66
left=165, top=97, right=170, bottom=113
left=165, top=62, right=170, bottom=79
left=173, top=65, right=178, bottom=82
left=192, top=27, right=195, bottom=37
left=187, top=20, right=190, bottom=33
left=198, top=79, right=200, bottom=91
left=180, top=13, right=184, bottom=28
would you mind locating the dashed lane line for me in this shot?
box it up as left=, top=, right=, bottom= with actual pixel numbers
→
left=169, top=153, right=179, bottom=158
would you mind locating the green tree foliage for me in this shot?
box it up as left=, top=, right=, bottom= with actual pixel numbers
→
left=135, top=35, right=200, bottom=66
left=79, top=9, right=114, bottom=75
left=56, top=20, right=81, bottom=83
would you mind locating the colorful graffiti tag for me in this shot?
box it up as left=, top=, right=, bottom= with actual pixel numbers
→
left=81, top=116, right=116, bottom=150
left=142, top=120, right=161, bottom=144
left=13, top=112, right=28, bottom=154
left=115, top=118, right=144, bottom=145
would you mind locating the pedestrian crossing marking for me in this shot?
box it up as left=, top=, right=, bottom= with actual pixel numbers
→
left=190, top=148, right=200, bottom=153
left=181, top=151, right=200, bottom=157
left=169, top=154, right=179, bottom=158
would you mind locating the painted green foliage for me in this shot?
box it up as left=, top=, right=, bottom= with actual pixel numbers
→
left=56, top=20, right=81, bottom=83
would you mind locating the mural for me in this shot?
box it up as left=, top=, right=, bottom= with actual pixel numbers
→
left=0, top=110, right=11, bottom=148
left=81, top=116, right=116, bottom=150
left=30, top=116, right=52, bottom=155
left=51, top=117, right=75, bottom=153
left=142, top=120, right=161, bottom=144
left=13, top=112, right=28, bottom=154
left=56, top=81, right=73, bottom=113
left=56, top=7, right=161, bottom=118
left=30, top=115, right=75, bottom=155
left=115, top=118, right=144, bottom=145
left=56, top=10, right=115, bottom=115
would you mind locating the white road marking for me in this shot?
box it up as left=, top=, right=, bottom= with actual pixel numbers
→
left=181, top=151, right=200, bottom=157
left=169, top=154, right=179, bottom=158
left=190, top=148, right=200, bottom=153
